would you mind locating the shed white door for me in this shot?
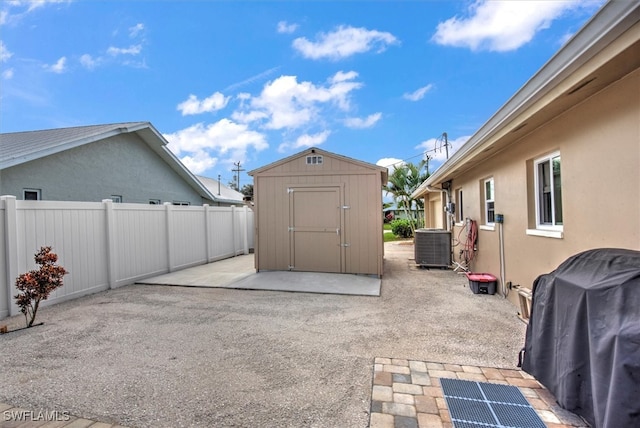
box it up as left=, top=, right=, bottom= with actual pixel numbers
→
left=289, top=186, right=342, bottom=273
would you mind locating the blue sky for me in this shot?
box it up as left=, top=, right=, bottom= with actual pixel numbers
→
left=0, top=0, right=604, bottom=188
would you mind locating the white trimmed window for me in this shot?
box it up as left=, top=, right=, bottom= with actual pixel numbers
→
left=111, top=195, right=122, bottom=203
left=23, top=189, right=41, bottom=200
left=306, top=155, right=323, bottom=165
left=484, top=178, right=495, bottom=225
left=173, top=201, right=190, bottom=206
left=149, top=199, right=161, bottom=205
left=534, top=152, right=563, bottom=229
left=456, top=188, right=464, bottom=223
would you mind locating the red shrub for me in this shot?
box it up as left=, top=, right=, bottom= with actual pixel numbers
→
left=14, top=246, right=68, bottom=327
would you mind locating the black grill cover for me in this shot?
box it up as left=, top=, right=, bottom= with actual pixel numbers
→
left=522, top=248, right=640, bottom=428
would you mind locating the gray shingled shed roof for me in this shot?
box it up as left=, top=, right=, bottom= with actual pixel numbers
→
left=0, top=121, right=220, bottom=203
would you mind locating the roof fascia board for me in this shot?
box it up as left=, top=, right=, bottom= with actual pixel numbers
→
left=414, top=0, right=639, bottom=196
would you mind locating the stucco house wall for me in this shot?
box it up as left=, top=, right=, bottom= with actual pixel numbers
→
left=1, top=132, right=208, bottom=205
left=425, top=192, right=445, bottom=229
left=450, top=69, right=639, bottom=306
left=0, top=122, right=222, bottom=206
left=412, top=1, right=640, bottom=308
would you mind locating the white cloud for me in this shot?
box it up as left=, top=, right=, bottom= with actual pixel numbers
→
left=277, top=20, right=298, bottom=34
left=178, top=151, right=218, bottom=175
left=403, top=84, right=433, bottom=101
left=377, top=158, right=403, bottom=174
left=1, top=0, right=70, bottom=25
left=240, top=71, right=363, bottom=130
left=44, top=56, right=66, bottom=73
left=432, top=0, right=589, bottom=52
left=224, top=66, right=281, bottom=92
left=2, top=68, right=14, bottom=79
left=79, top=53, right=100, bottom=70
left=415, top=135, right=470, bottom=164
left=278, top=130, right=331, bottom=152
left=0, top=41, right=13, bottom=62
left=344, top=112, right=382, bottom=129
left=164, top=119, right=268, bottom=172
left=23, top=0, right=69, bottom=12
left=129, top=23, right=144, bottom=38
left=231, top=110, right=268, bottom=124
left=330, top=70, right=358, bottom=83
left=107, top=44, right=142, bottom=56
left=177, top=92, right=230, bottom=116
left=292, top=25, right=398, bottom=60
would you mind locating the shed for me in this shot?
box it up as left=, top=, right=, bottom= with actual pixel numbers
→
left=248, top=147, right=388, bottom=277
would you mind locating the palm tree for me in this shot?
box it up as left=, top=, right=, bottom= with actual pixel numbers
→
left=384, top=159, right=430, bottom=233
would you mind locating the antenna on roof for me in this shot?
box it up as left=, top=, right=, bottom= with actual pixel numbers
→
left=434, top=132, right=450, bottom=160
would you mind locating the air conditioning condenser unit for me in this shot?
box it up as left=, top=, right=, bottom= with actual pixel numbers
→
left=414, top=229, right=451, bottom=268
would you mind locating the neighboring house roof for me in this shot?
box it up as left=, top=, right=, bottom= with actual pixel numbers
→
left=248, top=146, right=389, bottom=184
left=196, top=175, right=246, bottom=205
left=0, top=121, right=221, bottom=204
left=383, top=204, right=424, bottom=212
left=412, top=0, right=640, bottom=198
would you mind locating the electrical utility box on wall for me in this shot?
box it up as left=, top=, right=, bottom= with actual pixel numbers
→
left=414, top=229, right=452, bottom=268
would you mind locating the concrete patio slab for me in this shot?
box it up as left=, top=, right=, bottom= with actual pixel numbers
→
left=136, top=253, right=381, bottom=296
left=226, top=270, right=381, bottom=296
left=136, top=254, right=255, bottom=288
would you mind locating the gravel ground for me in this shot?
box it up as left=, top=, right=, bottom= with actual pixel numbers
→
left=0, top=241, right=526, bottom=428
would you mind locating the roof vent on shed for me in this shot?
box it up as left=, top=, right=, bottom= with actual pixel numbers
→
left=306, top=155, right=323, bottom=165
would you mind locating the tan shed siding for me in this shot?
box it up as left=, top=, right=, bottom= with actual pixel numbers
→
left=252, top=149, right=385, bottom=276
left=345, top=173, right=382, bottom=275
left=255, top=175, right=291, bottom=271
left=263, top=152, right=372, bottom=176
left=451, top=68, right=640, bottom=306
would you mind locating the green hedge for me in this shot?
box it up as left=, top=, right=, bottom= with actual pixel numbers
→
left=390, top=219, right=413, bottom=238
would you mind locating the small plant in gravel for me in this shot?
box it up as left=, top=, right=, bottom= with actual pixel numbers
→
left=14, top=246, right=68, bottom=328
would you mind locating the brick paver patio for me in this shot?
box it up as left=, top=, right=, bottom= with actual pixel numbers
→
left=369, top=357, right=589, bottom=428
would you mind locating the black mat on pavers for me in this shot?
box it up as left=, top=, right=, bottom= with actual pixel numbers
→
left=440, top=378, right=545, bottom=428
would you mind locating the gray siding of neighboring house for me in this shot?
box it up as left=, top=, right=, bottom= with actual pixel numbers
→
left=1, top=133, right=209, bottom=205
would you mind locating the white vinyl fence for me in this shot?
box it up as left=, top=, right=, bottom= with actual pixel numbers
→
left=0, top=196, right=254, bottom=319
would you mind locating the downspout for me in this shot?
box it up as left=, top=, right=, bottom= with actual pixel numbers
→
left=496, top=213, right=508, bottom=298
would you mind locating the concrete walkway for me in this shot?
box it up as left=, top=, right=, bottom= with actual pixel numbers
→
left=136, top=254, right=381, bottom=296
